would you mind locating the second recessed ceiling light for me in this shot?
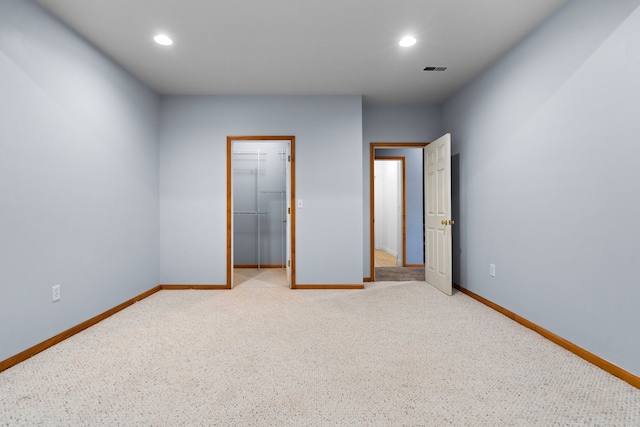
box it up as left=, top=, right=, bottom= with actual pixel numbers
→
left=154, top=34, right=173, bottom=46
left=399, top=36, right=417, bottom=47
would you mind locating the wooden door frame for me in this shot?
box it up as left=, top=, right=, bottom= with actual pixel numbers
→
left=227, top=136, right=296, bottom=289
left=368, top=142, right=428, bottom=282
left=373, top=156, right=407, bottom=268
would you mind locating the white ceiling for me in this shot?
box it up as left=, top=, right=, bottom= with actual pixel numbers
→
left=36, top=0, right=568, bottom=104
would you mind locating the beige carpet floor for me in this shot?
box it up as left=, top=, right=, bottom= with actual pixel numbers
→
left=1, top=274, right=639, bottom=426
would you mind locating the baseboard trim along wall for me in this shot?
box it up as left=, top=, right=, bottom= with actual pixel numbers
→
left=295, top=284, right=365, bottom=290
left=0, top=285, right=162, bottom=374
left=160, top=284, right=229, bottom=290
left=454, top=284, right=640, bottom=390
left=404, top=264, right=425, bottom=268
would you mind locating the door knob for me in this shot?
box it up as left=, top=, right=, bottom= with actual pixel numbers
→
left=441, top=219, right=455, bottom=226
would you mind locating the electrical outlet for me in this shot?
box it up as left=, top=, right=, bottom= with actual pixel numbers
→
left=297, top=199, right=303, bottom=208
left=489, top=264, right=496, bottom=277
left=52, top=285, right=60, bottom=302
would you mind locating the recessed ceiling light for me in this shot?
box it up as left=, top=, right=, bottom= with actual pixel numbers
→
left=399, top=36, right=417, bottom=47
left=154, top=34, right=173, bottom=46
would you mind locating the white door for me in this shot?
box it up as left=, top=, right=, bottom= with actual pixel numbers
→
left=424, top=134, right=453, bottom=295
left=285, top=142, right=292, bottom=288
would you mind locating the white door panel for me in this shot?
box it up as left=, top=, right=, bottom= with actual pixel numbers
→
left=424, top=134, right=452, bottom=295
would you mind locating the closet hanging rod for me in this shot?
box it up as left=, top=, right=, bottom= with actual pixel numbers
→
left=260, top=190, right=285, bottom=193
left=233, top=211, right=267, bottom=215
left=232, top=151, right=267, bottom=155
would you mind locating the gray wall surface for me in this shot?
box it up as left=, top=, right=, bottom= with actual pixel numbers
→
left=362, top=105, right=442, bottom=278
left=0, top=0, right=160, bottom=362
left=159, top=95, right=363, bottom=285
left=442, top=0, right=640, bottom=376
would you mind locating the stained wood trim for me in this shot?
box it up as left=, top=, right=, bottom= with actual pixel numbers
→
left=295, top=284, right=365, bottom=290
left=374, top=156, right=407, bottom=267
left=369, top=142, right=428, bottom=281
left=372, top=142, right=430, bottom=148
left=227, top=136, right=296, bottom=290
left=226, top=137, right=233, bottom=290
left=160, top=284, right=228, bottom=290
left=228, top=136, right=296, bottom=141
left=454, top=284, right=640, bottom=390
left=363, top=277, right=373, bottom=282
left=369, top=144, right=375, bottom=281
left=290, top=137, right=297, bottom=289
left=0, top=286, right=162, bottom=374
left=404, top=263, right=425, bottom=268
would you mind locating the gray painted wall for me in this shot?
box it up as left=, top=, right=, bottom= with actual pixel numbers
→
left=0, top=0, right=160, bottom=362
left=442, top=0, right=640, bottom=376
left=362, top=105, right=442, bottom=277
left=159, top=95, right=363, bottom=285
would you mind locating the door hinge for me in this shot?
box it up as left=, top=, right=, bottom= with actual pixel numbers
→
left=288, top=155, right=291, bottom=162
left=287, top=260, right=291, bottom=267
left=288, top=207, right=290, bottom=214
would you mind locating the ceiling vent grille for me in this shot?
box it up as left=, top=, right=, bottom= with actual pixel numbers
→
left=423, top=66, right=447, bottom=71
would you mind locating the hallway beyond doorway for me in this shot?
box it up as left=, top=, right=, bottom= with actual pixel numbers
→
left=374, top=249, right=397, bottom=267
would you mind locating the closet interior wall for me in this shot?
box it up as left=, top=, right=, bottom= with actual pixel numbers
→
left=232, top=141, right=288, bottom=268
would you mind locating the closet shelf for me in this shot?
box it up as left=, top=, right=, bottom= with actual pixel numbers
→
left=232, top=151, right=267, bottom=156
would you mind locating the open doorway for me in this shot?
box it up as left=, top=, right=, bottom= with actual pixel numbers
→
left=374, top=157, right=405, bottom=267
left=227, top=136, right=296, bottom=289
left=369, top=142, right=427, bottom=282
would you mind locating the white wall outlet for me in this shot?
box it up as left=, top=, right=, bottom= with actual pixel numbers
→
left=297, top=199, right=303, bottom=208
left=489, top=264, right=496, bottom=277
left=52, top=285, right=60, bottom=302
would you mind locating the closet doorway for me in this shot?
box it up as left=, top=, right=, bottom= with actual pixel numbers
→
left=226, top=136, right=295, bottom=289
